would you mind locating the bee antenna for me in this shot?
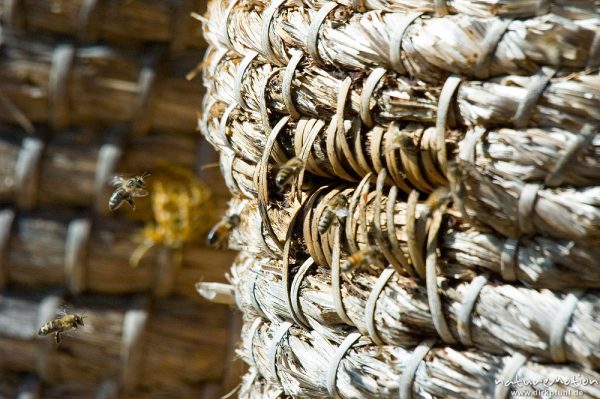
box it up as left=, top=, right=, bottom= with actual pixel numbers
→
left=141, top=171, right=151, bottom=178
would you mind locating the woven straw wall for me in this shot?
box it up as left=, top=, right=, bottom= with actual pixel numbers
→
left=0, top=1, right=243, bottom=398
left=198, top=0, right=600, bottom=398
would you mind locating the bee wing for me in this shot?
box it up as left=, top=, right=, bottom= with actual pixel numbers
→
left=109, top=176, right=126, bottom=186
left=57, top=305, right=71, bottom=317
left=131, top=189, right=149, bottom=198
left=334, top=208, right=349, bottom=218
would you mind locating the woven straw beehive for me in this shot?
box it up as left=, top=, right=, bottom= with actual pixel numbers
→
left=197, top=0, right=600, bottom=398
left=0, top=1, right=243, bottom=398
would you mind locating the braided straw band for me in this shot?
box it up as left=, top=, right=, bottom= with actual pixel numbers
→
left=365, top=268, right=395, bottom=345
left=360, top=67, right=386, bottom=128
left=77, top=0, right=101, bottom=42
left=15, top=137, right=44, bottom=209
left=327, top=332, right=362, bottom=398
left=550, top=290, right=585, bottom=363
left=389, top=13, right=423, bottom=74
left=120, top=296, right=150, bottom=394
left=49, top=44, right=75, bottom=130
left=282, top=50, right=303, bottom=119
left=94, top=143, right=123, bottom=213
left=399, top=338, right=436, bottom=399
left=494, top=352, right=529, bottom=399
left=65, top=218, right=92, bottom=295
left=261, top=0, right=287, bottom=65
left=456, top=274, right=489, bottom=346
left=234, top=51, right=258, bottom=111
left=268, top=321, right=293, bottom=385
left=306, top=3, right=339, bottom=65
left=0, top=209, right=15, bottom=289
left=513, top=67, right=556, bottom=129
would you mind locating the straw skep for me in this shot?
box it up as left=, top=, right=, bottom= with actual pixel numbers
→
left=196, top=0, right=600, bottom=397
left=0, top=31, right=201, bottom=135
left=0, top=0, right=204, bottom=51
left=231, top=250, right=600, bottom=368
left=0, top=208, right=235, bottom=298
left=237, top=317, right=600, bottom=399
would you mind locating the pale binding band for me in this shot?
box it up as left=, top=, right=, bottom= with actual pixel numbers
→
left=246, top=317, right=263, bottom=368
left=425, top=208, right=457, bottom=344
left=49, top=44, right=75, bottom=130
left=494, top=352, right=529, bottom=399
left=94, top=143, right=122, bottom=213
left=399, top=338, right=436, bottom=399
left=77, top=0, right=100, bottom=42
left=2, top=0, right=23, bottom=28
left=360, top=67, right=386, bottom=128
left=587, top=30, right=600, bottom=68
left=222, top=0, right=240, bottom=50
left=332, top=224, right=355, bottom=326
left=249, top=271, right=267, bottom=318
left=290, top=258, right=314, bottom=329
left=259, top=69, right=280, bottom=134
left=434, top=0, right=448, bottom=16
left=15, top=137, right=44, bottom=209
left=513, top=68, right=556, bottom=129
left=549, top=290, right=585, bottom=363
left=261, top=0, right=287, bottom=65
left=120, top=296, right=150, bottom=394
left=306, top=2, right=339, bottom=65
left=268, top=321, right=292, bottom=385
left=282, top=50, right=303, bottom=119
left=436, top=75, right=462, bottom=177
left=36, top=294, right=62, bottom=381
left=365, top=268, right=394, bottom=345
left=500, top=238, right=519, bottom=282
left=219, top=103, right=238, bottom=150
left=132, top=64, right=157, bottom=135
left=326, top=332, right=361, bottom=398
left=65, top=218, right=92, bottom=295
left=474, top=19, right=512, bottom=79
left=545, top=124, right=596, bottom=188
left=234, top=51, right=258, bottom=111
left=456, top=274, right=489, bottom=346
left=389, top=13, right=423, bottom=74
left=0, top=209, right=15, bottom=289
left=517, top=183, right=540, bottom=236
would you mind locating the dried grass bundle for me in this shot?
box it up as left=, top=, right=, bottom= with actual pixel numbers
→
left=231, top=251, right=600, bottom=368
left=238, top=317, right=600, bottom=399
left=0, top=32, right=201, bottom=134
left=205, top=0, right=598, bottom=80
left=238, top=368, right=287, bottom=399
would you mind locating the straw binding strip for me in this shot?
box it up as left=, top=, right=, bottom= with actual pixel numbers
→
left=360, top=67, right=386, bottom=128
left=282, top=50, right=303, bottom=119
left=222, top=0, right=240, bottom=50
left=65, top=218, right=92, bottom=295
left=436, top=74, right=462, bottom=176
left=545, top=124, right=596, bottom=188
left=332, top=224, right=355, bottom=326
left=0, top=209, right=15, bottom=289
left=500, top=238, right=519, bottom=282
left=15, top=137, right=44, bottom=210
left=549, top=290, right=585, bottom=363
left=326, top=332, right=362, bottom=398
left=77, top=0, right=101, bottom=42
left=517, top=183, right=540, bottom=236
left=474, top=19, right=512, bottom=79
left=234, top=51, right=258, bottom=111
left=365, top=268, right=395, bottom=345
left=456, top=274, right=489, bottom=346
left=306, top=2, right=339, bottom=65
left=49, top=44, right=75, bottom=130
left=399, top=338, right=436, bottom=399
left=290, top=258, right=314, bottom=329
left=120, top=296, right=150, bottom=394
left=132, top=62, right=158, bottom=136
left=260, top=0, right=287, bottom=65
left=494, top=352, right=529, bottom=399
left=389, top=13, right=423, bottom=74
left=513, top=67, right=556, bottom=129
left=94, top=142, right=123, bottom=213
left=268, top=321, right=293, bottom=385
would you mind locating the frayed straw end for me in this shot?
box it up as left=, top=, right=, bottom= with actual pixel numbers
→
left=196, top=282, right=236, bottom=305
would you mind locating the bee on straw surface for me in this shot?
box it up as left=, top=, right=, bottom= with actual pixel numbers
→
left=343, top=248, right=382, bottom=273
left=207, top=214, right=241, bottom=247
left=109, top=172, right=150, bottom=211
left=38, top=307, right=86, bottom=345
left=318, top=194, right=349, bottom=234
left=275, top=157, right=304, bottom=191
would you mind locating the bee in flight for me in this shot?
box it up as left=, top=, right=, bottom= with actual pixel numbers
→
left=343, top=248, right=382, bottom=273
left=108, top=172, right=150, bottom=211
left=275, top=157, right=304, bottom=191
left=38, top=308, right=86, bottom=344
left=318, top=194, right=349, bottom=234
left=207, top=214, right=241, bottom=247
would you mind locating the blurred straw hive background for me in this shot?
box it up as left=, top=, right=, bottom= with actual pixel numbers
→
left=0, top=1, right=244, bottom=398
left=197, top=0, right=600, bottom=398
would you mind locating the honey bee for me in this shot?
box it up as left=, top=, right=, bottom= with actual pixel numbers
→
left=207, top=214, right=240, bottom=247
left=108, top=172, right=150, bottom=211
left=38, top=308, right=85, bottom=344
left=275, top=157, right=304, bottom=191
left=343, top=248, right=382, bottom=273
left=318, top=194, right=348, bottom=234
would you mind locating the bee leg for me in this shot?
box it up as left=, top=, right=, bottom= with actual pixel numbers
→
left=55, top=332, right=61, bottom=345
left=127, top=198, right=136, bottom=211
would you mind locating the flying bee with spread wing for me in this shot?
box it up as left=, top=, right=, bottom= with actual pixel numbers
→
left=318, top=194, right=349, bottom=234
left=108, top=172, right=150, bottom=211
left=38, top=307, right=86, bottom=345
left=343, top=247, right=382, bottom=273
left=275, top=157, right=304, bottom=191
left=207, top=214, right=241, bottom=247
